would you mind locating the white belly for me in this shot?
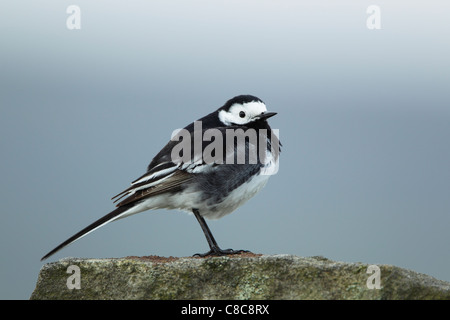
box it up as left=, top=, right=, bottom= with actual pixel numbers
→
left=200, top=173, right=271, bottom=219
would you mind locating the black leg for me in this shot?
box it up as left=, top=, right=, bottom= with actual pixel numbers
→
left=192, top=209, right=249, bottom=257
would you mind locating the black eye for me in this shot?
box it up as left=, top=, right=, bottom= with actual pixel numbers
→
left=239, top=111, right=246, bottom=118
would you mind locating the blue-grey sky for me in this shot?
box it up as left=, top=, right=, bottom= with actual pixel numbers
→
left=1, top=1, right=449, bottom=299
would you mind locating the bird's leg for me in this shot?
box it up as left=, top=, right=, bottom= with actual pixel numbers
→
left=192, top=209, right=249, bottom=257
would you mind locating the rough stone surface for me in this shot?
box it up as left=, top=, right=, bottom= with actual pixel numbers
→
left=30, top=254, right=450, bottom=300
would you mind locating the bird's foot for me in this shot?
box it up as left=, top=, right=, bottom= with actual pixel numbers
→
left=193, top=248, right=250, bottom=257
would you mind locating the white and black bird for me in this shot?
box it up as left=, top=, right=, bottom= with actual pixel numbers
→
left=41, top=95, right=280, bottom=260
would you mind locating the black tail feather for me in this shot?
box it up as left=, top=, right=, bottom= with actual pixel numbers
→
left=41, top=204, right=133, bottom=261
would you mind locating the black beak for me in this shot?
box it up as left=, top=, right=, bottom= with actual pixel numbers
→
left=258, top=112, right=277, bottom=120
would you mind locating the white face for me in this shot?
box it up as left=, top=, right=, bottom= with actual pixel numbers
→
left=218, top=101, right=268, bottom=126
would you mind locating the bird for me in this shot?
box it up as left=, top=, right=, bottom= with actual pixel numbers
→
left=41, top=95, right=280, bottom=260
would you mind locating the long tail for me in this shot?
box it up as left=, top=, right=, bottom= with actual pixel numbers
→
left=41, top=204, right=134, bottom=261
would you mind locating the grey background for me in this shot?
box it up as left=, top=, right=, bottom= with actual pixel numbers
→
left=1, top=1, right=449, bottom=299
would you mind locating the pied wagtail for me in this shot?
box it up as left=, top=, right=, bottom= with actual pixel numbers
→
left=41, top=95, right=280, bottom=260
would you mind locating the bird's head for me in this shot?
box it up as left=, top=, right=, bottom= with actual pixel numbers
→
left=218, top=95, right=277, bottom=126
